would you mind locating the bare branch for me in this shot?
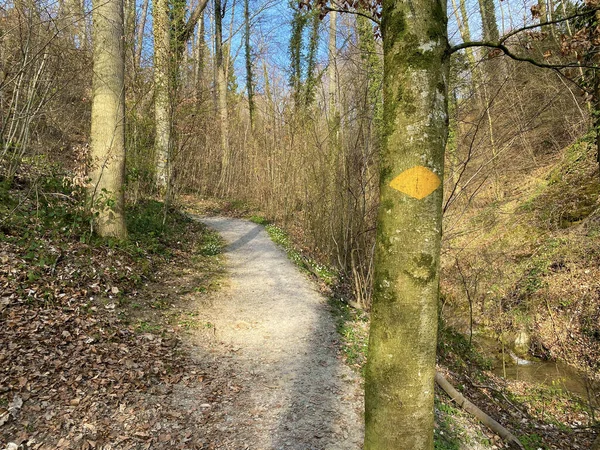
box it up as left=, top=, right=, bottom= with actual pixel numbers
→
left=322, top=6, right=381, bottom=25
left=497, top=7, right=600, bottom=45
left=179, top=0, right=210, bottom=44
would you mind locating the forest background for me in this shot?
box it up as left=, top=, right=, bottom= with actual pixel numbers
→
left=1, top=0, right=600, bottom=447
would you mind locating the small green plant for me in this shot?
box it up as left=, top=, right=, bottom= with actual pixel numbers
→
left=434, top=398, right=462, bottom=450
left=249, top=215, right=270, bottom=225
left=265, top=224, right=338, bottom=285
left=329, top=298, right=369, bottom=373
left=135, top=321, right=162, bottom=333
left=199, top=230, right=223, bottom=256
left=520, top=433, right=545, bottom=450
left=178, top=312, right=201, bottom=330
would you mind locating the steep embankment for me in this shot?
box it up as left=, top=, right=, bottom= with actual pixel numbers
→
left=441, top=138, right=600, bottom=381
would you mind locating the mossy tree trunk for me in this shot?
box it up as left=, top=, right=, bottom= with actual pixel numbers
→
left=89, top=0, right=127, bottom=239
left=364, top=0, right=449, bottom=448
left=153, top=0, right=171, bottom=192
left=478, top=0, right=499, bottom=42
left=153, top=0, right=209, bottom=193
left=328, top=9, right=337, bottom=119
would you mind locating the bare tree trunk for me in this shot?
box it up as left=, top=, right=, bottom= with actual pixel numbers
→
left=194, top=12, right=205, bottom=101
left=135, top=0, right=150, bottom=69
left=364, top=0, right=449, bottom=447
left=153, top=0, right=171, bottom=192
left=124, top=0, right=136, bottom=69
left=450, top=0, right=476, bottom=69
left=328, top=10, right=337, bottom=118
left=478, top=0, right=499, bottom=42
left=215, top=0, right=231, bottom=194
left=89, top=0, right=127, bottom=239
left=244, top=0, right=254, bottom=128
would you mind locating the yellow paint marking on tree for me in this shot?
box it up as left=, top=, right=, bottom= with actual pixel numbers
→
left=389, top=166, right=441, bottom=200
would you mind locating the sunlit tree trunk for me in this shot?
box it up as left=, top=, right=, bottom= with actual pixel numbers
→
left=450, top=0, right=476, bottom=69
left=135, top=0, right=150, bottom=69
left=89, top=0, right=127, bottom=239
left=194, top=12, right=206, bottom=101
left=215, top=0, right=231, bottom=194
left=364, top=0, right=449, bottom=448
left=478, top=0, right=499, bottom=42
left=244, top=0, right=254, bottom=128
left=153, top=0, right=171, bottom=192
left=328, top=10, right=337, bottom=118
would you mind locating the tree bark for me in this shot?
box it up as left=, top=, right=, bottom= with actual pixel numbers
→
left=478, top=0, right=499, bottom=42
left=215, top=0, right=231, bottom=194
left=194, top=11, right=205, bottom=101
left=153, top=0, right=171, bottom=192
left=89, top=0, right=127, bottom=239
left=450, top=0, right=476, bottom=69
left=364, top=0, right=449, bottom=448
left=244, top=0, right=254, bottom=128
left=328, top=9, right=337, bottom=118
left=135, top=0, right=150, bottom=70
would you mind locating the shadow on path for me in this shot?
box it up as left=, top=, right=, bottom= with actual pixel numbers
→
left=194, top=216, right=363, bottom=450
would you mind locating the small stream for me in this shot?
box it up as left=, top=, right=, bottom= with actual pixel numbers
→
left=493, top=359, right=594, bottom=399
left=473, top=335, right=598, bottom=404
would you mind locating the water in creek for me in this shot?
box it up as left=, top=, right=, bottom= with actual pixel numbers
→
left=473, top=335, right=598, bottom=404
left=493, top=359, right=595, bottom=400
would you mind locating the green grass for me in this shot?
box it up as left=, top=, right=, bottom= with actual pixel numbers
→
left=135, top=321, right=163, bottom=333
left=329, top=298, right=369, bottom=373
left=249, top=214, right=270, bottom=225
left=264, top=223, right=337, bottom=285
left=198, top=229, right=223, bottom=256
left=434, top=399, right=467, bottom=450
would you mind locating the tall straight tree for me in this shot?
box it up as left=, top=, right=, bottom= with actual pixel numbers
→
left=215, top=0, right=232, bottom=193
left=244, top=0, right=255, bottom=128
left=153, top=0, right=209, bottom=192
left=153, top=0, right=171, bottom=191
left=364, top=0, right=449, bottom=448
left=478, top=0, right=499, bottom=41
left=89, top=0, right=127, bottom=238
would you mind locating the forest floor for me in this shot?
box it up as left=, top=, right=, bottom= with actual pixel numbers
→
left=1, top=183, right=364, bottom=448
left=2, top=181, right=598, bottom=449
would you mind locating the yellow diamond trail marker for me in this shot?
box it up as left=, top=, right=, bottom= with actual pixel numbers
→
left=389, top=166, right=441, bottom=200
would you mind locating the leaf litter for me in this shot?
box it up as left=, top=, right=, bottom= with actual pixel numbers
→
left=0, top=189, right=230, bottom=449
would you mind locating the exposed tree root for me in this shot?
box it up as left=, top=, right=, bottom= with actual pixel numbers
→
left=435, top=372, right=525, bottom=450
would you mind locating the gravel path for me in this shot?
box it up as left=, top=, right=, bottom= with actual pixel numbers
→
left=189, top=216, right=363, bottom=450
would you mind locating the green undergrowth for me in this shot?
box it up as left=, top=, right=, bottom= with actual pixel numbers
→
left=437, top=320, right=494, bottom=377
left=1, top=162, right=222, bottom=306
left=328, top=298, right=369, bottom=374
left=253, top=217, right=337, bottom=285
left=434, top=397, right=495, bottom=450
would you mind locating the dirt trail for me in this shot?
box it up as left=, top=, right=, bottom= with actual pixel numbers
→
left=187, top=216, right=364, bottom=450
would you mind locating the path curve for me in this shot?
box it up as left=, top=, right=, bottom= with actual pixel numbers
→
left=192, top=216, right=363, bottom=450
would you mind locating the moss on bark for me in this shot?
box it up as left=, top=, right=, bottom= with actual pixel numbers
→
left=364, top=0, right=450, bottom=449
